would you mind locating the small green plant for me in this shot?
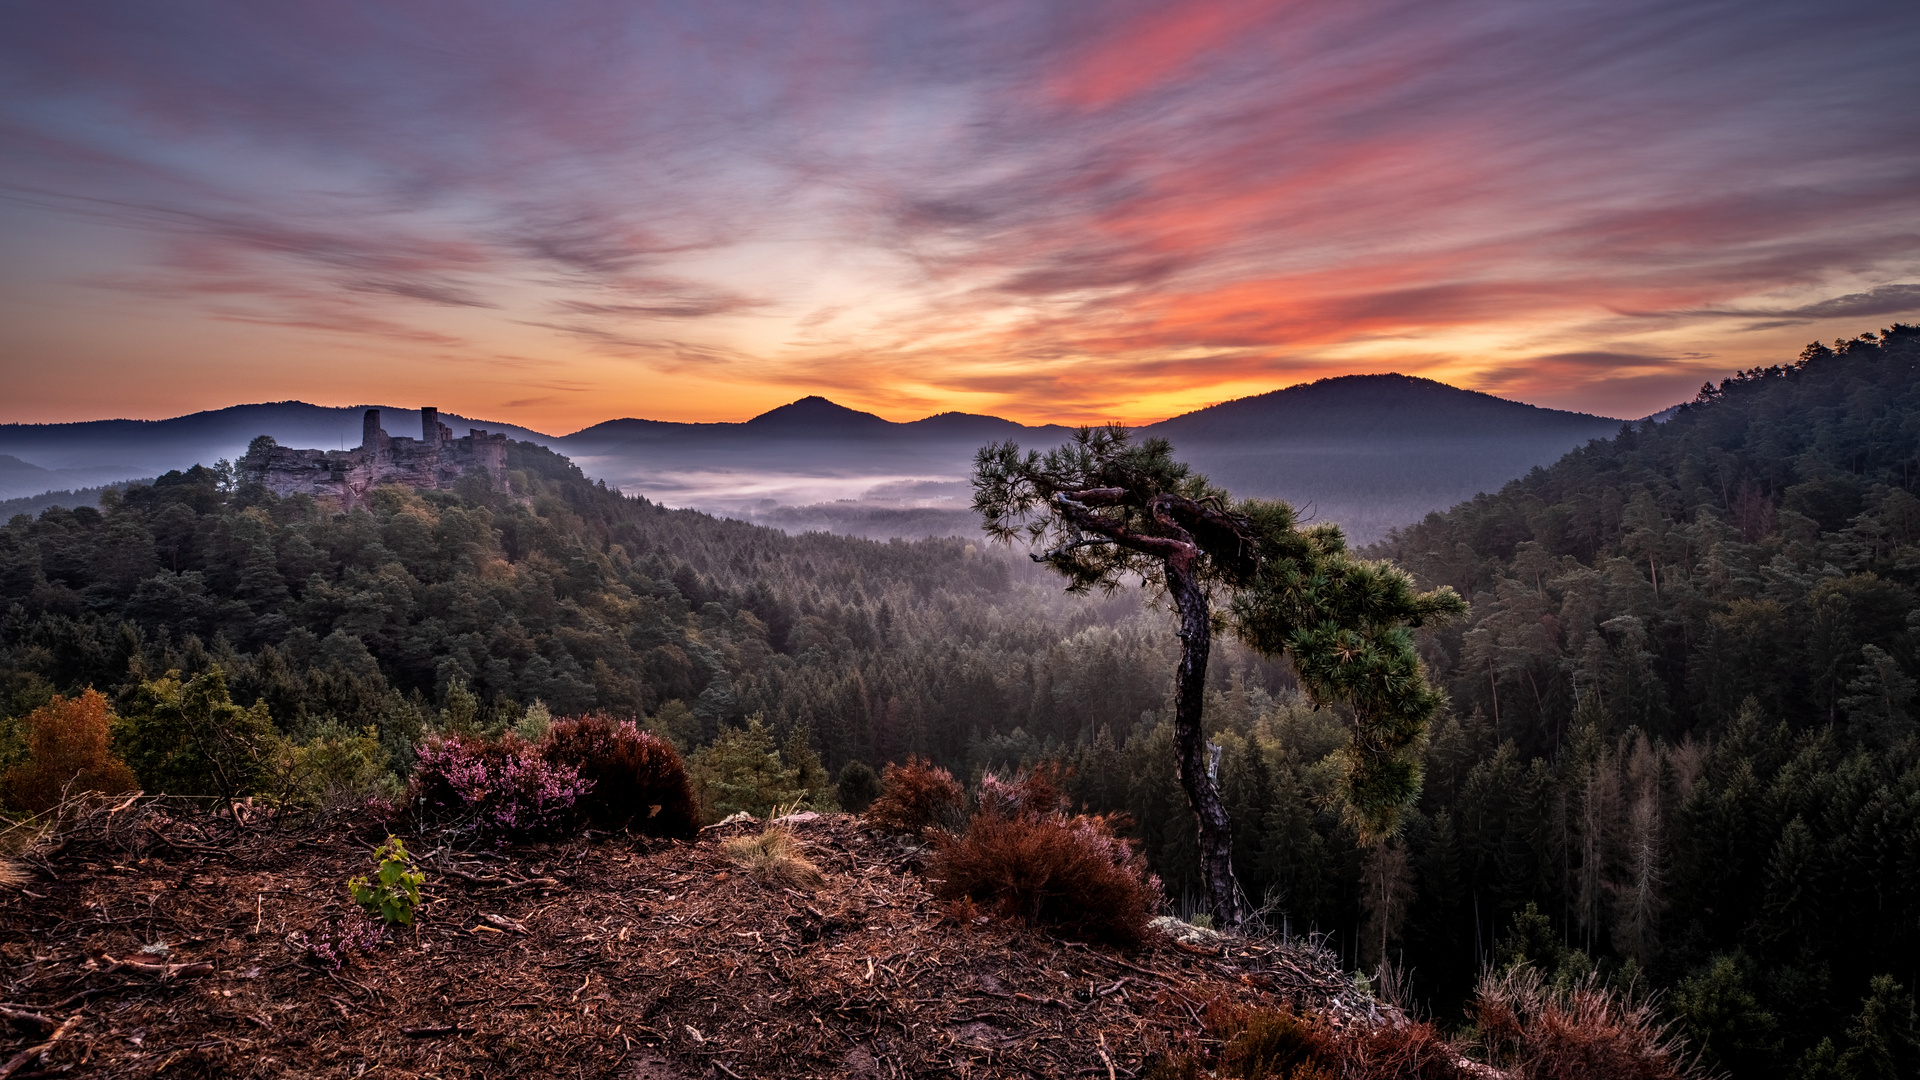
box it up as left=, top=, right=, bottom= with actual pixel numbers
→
left=348, top=836, right=424, bottom=926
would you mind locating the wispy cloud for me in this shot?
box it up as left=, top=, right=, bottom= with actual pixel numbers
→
left=1678, top=283, right=1920, bottom=327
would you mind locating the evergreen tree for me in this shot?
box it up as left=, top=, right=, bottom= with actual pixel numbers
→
left=112, top=667, right=280, bottom=810
left=973, top=425, right=1463, bottom=926
left=689, top=716, right=805, bottom=819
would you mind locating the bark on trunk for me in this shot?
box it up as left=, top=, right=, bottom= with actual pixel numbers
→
left=1167, top=557, right=1243, bottom=929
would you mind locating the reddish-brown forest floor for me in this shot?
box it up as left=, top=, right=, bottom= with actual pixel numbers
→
left=1, top=806, right=1367, bottom=1078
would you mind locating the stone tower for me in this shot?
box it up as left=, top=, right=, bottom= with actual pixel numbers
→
left=361, top=409, right=385, bottom=462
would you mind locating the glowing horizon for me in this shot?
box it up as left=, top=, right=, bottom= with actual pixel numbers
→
left=3, top=2, right=1917, bottom=431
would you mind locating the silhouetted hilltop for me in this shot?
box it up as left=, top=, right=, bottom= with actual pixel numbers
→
left=1148, top=373, right=1618, bottom=441
left=1133, top=374, right=1625, bottom=538
left=902, top=411, right=1059, bottom=440
left=742, top=395, right=894, bottom=435
left=561, top=401, right=1067, bottom=453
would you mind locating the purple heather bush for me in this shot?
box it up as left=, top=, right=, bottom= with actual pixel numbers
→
left=410, top=732, right=591, bottom=838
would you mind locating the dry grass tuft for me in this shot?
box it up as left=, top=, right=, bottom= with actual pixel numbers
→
left=1473, top=965, right=1701, bottom=1080
left=0, top=858, right=27, bottom=889
left=722, top=824, right=826, bottom=891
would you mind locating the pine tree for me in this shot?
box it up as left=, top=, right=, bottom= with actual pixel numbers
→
left=1840, top=644, right=1916, bottom=749
left=112, top=667, right=280, bottom=811
left=781, top=722, right=835, bottom=810
left=689, top=716, right=805, bottom=819
left=973, top=425, right=1464, bottom=926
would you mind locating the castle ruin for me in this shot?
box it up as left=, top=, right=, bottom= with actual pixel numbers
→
left=238, top=407, right=510, bottom=503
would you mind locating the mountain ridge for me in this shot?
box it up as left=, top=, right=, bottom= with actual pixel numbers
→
left=0, top=374, right=1625, bottom=456
left=0, top=376, right=1642, bottom=540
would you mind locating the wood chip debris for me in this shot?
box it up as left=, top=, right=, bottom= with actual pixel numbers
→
left=0, top=807, right=1361, bottom=1078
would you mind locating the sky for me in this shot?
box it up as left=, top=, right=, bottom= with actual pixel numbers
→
left=3, top=1, right=1918, bottom=432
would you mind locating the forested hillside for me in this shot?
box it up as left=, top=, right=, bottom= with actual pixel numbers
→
left=1346, top=325, right=1917, bottom=1075
left=0, top=439, right=1214, bottom=799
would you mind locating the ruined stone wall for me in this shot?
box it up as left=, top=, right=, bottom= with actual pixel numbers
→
left=238, top=407, right=511, bottom=504
left=240, top=445, right=376, bottom=503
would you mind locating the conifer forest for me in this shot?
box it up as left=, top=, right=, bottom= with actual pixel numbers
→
left=4, top=327, right=1919, bottom=1076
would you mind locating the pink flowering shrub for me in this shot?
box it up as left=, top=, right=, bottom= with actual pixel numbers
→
left=410, top=732, right=591, bottom=838
left=293, top=910, right=384, bottom=969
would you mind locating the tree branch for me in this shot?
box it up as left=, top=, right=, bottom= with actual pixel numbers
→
left=1061, top=487, right=1130, bottom=506
left=1029, top=536, right=1112, bottom=564
left=1051, top=494, right=1187, bottom=559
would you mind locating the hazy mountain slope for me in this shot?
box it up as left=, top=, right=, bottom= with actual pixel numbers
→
left=556, top=399, right=1073, bottom=519
left=0, top=455, right=58, bottom=502
left=1149, top=373, right=1615, bottom=441
left=562, top=378, right=1626, bottom=541
left=0, top=453, right=157, bottom=501
left=1146, top=374, right=1625, bottom=540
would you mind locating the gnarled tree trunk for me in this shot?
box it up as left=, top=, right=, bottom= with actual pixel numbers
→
left=1043, top=485, right=1248, bottom=929
left=1166, top=556, right=1243, bottom=930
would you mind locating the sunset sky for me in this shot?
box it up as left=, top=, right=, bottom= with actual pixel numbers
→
left=3, top=1, right=1918, bottom=431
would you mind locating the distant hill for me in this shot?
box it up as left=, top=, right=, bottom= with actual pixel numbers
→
left=0, top=481, right=150, bottom=520
left=0, top=453, right=154, bottom=502
left=1150, top=374, right=1615, bottom=441
left=0, top=379, right=1630, bottom=543
left=553, top=402, right=1071, bottom=529
left=1144, top=374, right=1625, bottom=540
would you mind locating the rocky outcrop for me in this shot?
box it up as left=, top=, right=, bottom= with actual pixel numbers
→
left=238, top=407, right=508, bottom=504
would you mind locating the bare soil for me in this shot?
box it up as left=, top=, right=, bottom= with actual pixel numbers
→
left=1, top=806, right=1358, bottom=1078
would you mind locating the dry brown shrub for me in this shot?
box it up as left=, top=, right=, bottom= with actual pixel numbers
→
left=540, top=716, right=699, bottom=838
left=1473, top=966, right=1700, bottom=1080
left=1209, top=1001, right=1331, bottom=1079
left=864, top=755, right=963, bottom=835
left=1335, top=1017, right=1475, bottom=1079
left=2, top=690, right=138, bottom=814
left=974, top=763, right=1072, bottom=819
left=928, top=807, right=1160, bottom=946
left=723, top=824, right=826, bottom=891
left=1149, top=999, right=1469, bottom=1080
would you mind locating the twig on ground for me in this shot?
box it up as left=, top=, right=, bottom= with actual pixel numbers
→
left=0, top=1013, right=82, bottom=1079
left=86, top=951, right=214, bottom=979
left=0, top=1008, right=54, bottom=1034
left=400, top=1024, right=471, bottom=1037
